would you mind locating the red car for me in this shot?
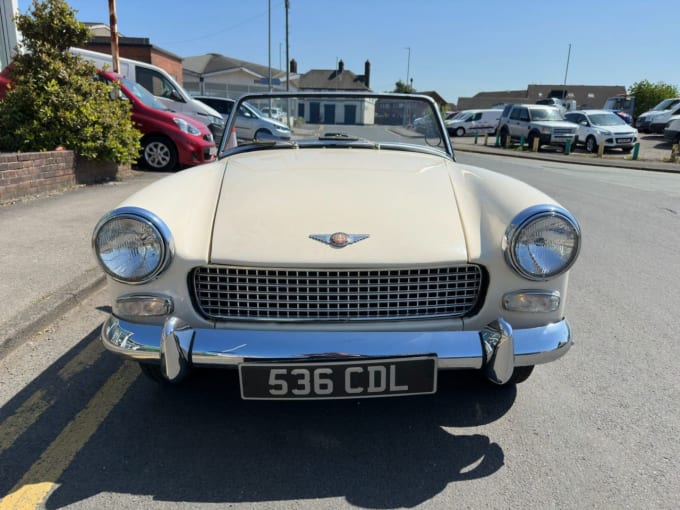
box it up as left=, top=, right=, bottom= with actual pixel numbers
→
left=98, top=70, right=216, bottom=171
left=0, top=66, right=217, bottom=171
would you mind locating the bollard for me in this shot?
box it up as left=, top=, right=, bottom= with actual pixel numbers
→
left=474, top=131, right=479, bottom=144
left=484, top=133, right=489, bottom=146
left=532, top=137, right=540, bottom=152
left=565, top=139, right=571, bottom=155
left=632, top=142, right=640, bottom=160
left=672, top=144, right=679, bottom=162
left=597, top=141, right=605, bottom=158
left=495, top=134, right=501, bottom=147
left=505, top=135, right=512, bottom=149
left=519, top=136, right=525, bottom=150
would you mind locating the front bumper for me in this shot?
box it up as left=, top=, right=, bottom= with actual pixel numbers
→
left=102, top=315, right=572, bottom=385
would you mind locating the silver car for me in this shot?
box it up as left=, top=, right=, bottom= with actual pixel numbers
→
left=194, top=96, right=291, bottom=141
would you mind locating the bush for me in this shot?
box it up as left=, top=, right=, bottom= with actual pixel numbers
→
left=0, top=0, right=140, bottom=164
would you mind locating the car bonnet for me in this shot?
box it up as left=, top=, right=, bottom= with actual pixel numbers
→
left=209, top=149, right=468, bottom=266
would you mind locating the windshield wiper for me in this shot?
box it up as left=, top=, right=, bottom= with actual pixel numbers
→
left=318, top=132, right=360, bottom=141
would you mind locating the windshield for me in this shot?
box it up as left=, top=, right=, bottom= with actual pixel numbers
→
left=221, top=92, right=452, bottom=158
left=588, top=113, right=627, bottom=126
left=529, top=108, right=565, bottom=121
left=653, top=99, right=680, bottom=111
left=120, top=76, right=166, bottom=110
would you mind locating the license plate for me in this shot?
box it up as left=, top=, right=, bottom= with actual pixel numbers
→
left=617, top=138, right=631, bottom=143
left=239, top=356, right=437, bottom=400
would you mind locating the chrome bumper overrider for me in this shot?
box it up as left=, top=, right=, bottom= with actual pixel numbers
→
left=101, top=316, right=572, bottom=385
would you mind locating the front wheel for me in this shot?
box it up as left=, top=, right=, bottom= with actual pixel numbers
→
left=455, top=127, right=465, bottom=137
left=139, top=362, right=165, bottom=383
left=254, top=128, right=272, bottom=140
left=585, top=136, right=598, bottom=153
left=142, top=136, right=178, bottom=171
left=487, top=365, right=535, bottom=386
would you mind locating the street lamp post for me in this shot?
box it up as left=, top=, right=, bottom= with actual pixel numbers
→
left=405, top=46, right=411, bottom=89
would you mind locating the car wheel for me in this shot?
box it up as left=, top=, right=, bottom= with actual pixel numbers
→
left=455, top=127, right=465, bottom=137
left=585, top=136, right=598, bottom=153
left=139, top=362, right=166, bottom=383
left=507, top=365, right=534, bottom=384
left=483, top=365, right=535, bottom=386
left=254, top=128, right=272, bottom=140
left=142, top=136, right=178, bottom=171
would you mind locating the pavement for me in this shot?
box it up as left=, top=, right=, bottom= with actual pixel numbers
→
left=0, top=142, right=678, bottom=357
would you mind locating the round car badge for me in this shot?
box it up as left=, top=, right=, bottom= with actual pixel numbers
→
left=309, top=232, right=370, bottom=248
left=330, top=232, right=349, bottom=247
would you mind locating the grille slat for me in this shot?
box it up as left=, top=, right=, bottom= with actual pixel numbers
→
left=192, top=265, right=483, bottom=321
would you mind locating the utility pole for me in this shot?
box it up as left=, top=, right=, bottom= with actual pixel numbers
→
left=405, top=46, right=411, bottom=89
left=285, top=0, right=290, bottom=92
left=108, top=0, right=119, bottom=72
left=563, top=43, right=571, bottom=99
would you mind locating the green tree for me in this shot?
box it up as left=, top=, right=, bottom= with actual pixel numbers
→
left=393, top=80, right=416, bottom=94
left=628, top=80, right=679, bottom=118
left=0, top=0, right=140, bottom=163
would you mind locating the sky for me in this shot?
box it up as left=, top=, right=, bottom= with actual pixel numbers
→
left=15, top=0, right=680, bottom=105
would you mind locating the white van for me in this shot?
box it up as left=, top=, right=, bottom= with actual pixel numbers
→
left=445, top=109, right=503, bottom=137
left=70, top=47, right=224, bottom=140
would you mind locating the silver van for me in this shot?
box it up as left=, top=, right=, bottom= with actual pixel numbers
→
left=445, top=109, right=503, bottom=137
left=70, top=47, right=224, bottom=141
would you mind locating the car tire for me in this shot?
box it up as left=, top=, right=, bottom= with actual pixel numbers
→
left=254, top=128, right=272, bottom=140
left=139, top=362, right=166, bottom=383
left=142, top=135, right=178, bottom=171
left=507, top=365, right=534, bottom=384
left=455, top=127, right=465, bottom=137
left=585, top=136, right=598, bottom=153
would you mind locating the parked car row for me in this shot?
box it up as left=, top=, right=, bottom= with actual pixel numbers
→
left=487, top=103, right=639, bottom=153
left=2, top=49, right=223, bottom=172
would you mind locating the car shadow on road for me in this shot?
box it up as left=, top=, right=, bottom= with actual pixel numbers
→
left=1, top=331, right=516, bottom=508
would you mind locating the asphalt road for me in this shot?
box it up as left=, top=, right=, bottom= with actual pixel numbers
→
left=1, top=154, right=679, bottom=509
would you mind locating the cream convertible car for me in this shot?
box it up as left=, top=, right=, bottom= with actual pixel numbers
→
left=93, top=92, right=581, bottom=399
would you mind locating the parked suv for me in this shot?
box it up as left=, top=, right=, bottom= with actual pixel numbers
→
left=497, top=104, right=578, bottom=150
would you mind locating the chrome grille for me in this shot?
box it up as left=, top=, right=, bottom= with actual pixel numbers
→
left=191, top=265, right=484, bottom=322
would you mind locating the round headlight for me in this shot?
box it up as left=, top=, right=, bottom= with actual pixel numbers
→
left=505, top=205, right=581, bottom=281
left=93, top=208, right=173, bottom=284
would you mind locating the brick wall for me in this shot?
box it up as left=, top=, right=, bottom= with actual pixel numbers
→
left=0, top=151, right=122, bottom=204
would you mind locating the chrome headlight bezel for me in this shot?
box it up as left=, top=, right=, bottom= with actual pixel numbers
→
left=92, top=207, right=174, bottom=285
left=504, top=205, right=581, bottom=281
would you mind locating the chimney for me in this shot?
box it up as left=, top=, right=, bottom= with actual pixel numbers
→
left=289, top=58, right=297, bottom=74
left=338, top=59, right=344, bottom=73
left=364, top=59, right=371, bottom=88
